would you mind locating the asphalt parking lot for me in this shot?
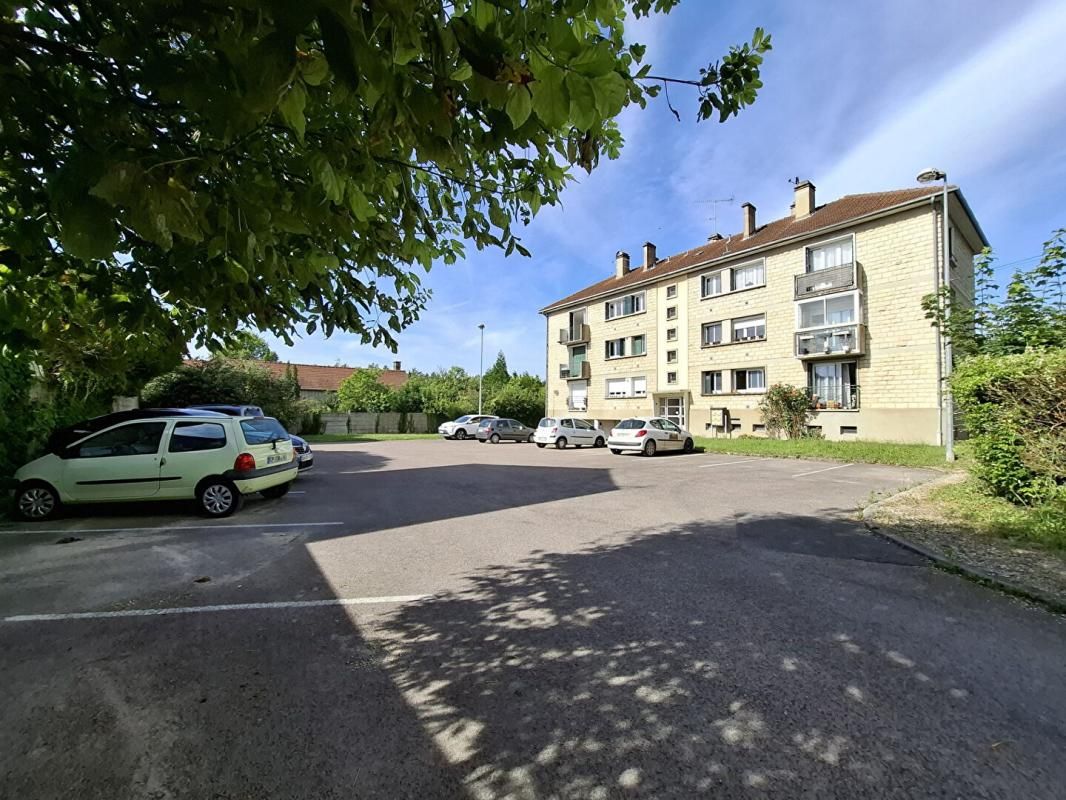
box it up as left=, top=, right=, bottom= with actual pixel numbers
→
left=2, top=440, right=1065, bottom=798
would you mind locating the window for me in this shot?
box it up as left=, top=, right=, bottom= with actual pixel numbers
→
left=606, top=335, right=645, bottom=359
left=730, top=420, right=742, bottom=432
left=568, top=380, right=588, bottom=411
left=701, top=370, right=723, bottom=395
left=731, top=261, right=765, bottom=290
left=752, top=423, right=766, bottom=433
left=240, top=417, right=289, bottom=445
left=797, top=293, right=859, bottom=329
left=808, top=362, right=858, bottom=409
left=666, top=371, right=677, bottom=384
left=666, top=349, right=677, bottom=363
left=658, top=397, right=685, bottom=428
left=840, top=425, right=858, bottom=435
left=605, top=338, right=626, bottom=359
left=702, top=321, right=723, bottom=347
left=808, top=237, right=853, bottom=272
left=605, top=291, right=645, bottom=320
left=631, top=335, right=646, bottom=356
left=732, top=314, right=766, bottom=342
left=701, top=271, right=723, bottom=298
left=666, top=284, right=677, bottom=299
left=169, top=422, right=227, bottom=453
left=666, top=327, right=677, bottom=341
left=76, top=422, right=167, bottom=458
left=733, top=368, right=766, bottom=393
left=666, top=305, right=678, bottom=320
left=606, top=376, right=646, bottom=398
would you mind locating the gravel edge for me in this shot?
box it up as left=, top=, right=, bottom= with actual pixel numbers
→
left=861, top=476, right=1066, bottom=614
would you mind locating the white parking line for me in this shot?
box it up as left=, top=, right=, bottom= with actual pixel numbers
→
left=793, top=463, right=853, bottom=478
left=3, top=595, right=431, bottom=623
left=0, top=521, right=344, bottom=535
left=697, top=458, right=762, bottom=469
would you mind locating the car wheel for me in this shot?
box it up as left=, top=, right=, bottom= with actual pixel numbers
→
left=490, top=433, right=501, bottom=444
left=643, top=439, right=658, bottom=457
left=527, top=433, right=534, bottom=443
left=455, top=429, right=467, bottom=440
left=683, top=438, right=695, bottom=453
left=610, top=448, right=622, bottom=455
left=14, top=481, right=61, bottom=522
left=536, top=443, right=546, bottom=448
left=197, top=478, right=243, bottom=517
left=555, top=437, right=567, bottom=449
left=594, top=436, right=605, bottom=448
left=260, top=482, right=291, bottom=500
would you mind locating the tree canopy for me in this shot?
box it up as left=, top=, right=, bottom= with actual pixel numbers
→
left=0, top=1, right=770, bottom=377
left=210, top=331, right=279, bottom=362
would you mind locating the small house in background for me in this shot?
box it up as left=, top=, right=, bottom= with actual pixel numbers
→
left=255, top=360, right=407, bottom=403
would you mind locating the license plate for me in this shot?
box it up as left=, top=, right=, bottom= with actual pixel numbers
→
left=266, top=453, right=286, bottom=465
left=299, top=453, right=312, bottom=462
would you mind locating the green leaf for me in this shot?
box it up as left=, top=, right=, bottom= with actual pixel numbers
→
left=530, top=66, right=570, bottom=129
left=505, top=87, right=533, bottom=128
left=570, top=42, right=615, bottom=77
left=450, top=62, right=473, bottom=82
left=317, top=10, right=359, bottom=88
left=57, top=197, right=117, bottom=260
left=310, top=153, right=344, bottom=204
left=278, top=82, right=307, bottom=141
left=590, top=71, right=628, bottom=117
left=565, top=73, right=597, bottom=131
left=347, top=185, right=375, bottom=222
left=301, top=52, right=329, bottom=86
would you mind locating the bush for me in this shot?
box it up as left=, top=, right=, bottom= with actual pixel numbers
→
left=486, top=376, right=545, bottom=426
left=335, top=368, right=394, bottom=413
left=952, top=350, right=1066, bottom=504
left=141, top=360, right=302, bottom=429
left=758, top=383, right=811, bottom=439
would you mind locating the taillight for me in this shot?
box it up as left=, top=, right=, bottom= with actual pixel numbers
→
left=234, top=453, right=256, bottom=471
left=636, top=430, right=647, bottom=437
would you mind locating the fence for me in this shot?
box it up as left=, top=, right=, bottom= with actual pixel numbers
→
left=319, top=412, right=441, bottom=435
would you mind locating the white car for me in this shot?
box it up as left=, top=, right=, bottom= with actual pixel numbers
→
left=438, top=414, right=498, bottom=440
left=608, top=417, right=695, bottom=456
left=534, top=417, right=607, bottom=449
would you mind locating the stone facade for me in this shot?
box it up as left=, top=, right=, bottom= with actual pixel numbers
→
left=543, top=187, right=985, bottom=444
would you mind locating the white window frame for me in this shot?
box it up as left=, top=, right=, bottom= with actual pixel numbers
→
left=631, top=334, right=646, bottom=356
left=700, top=270, right=724, bottom=298
left=730, top=260, right=766, bottom=291
left=731, top=314, right=766, bottom=342
left=632, top=376, right=647, bottom=397
left=666, top=371, right=678, bottom=385
left=666, top=327, right=677, bottom=341
left=666, top=284, right=677, bottom=299
left=666, top=349, right=677, bottom=363
left=605, top=376, right=647, bottom=398
left=702, top=321, right=723, bottom=347
left=666, top=305, right=678, bottom=320
left=795, top=289, right=861, bottom=331
left=805, top=234, right=855, bottom=273
left=701, top=370, right=723, bottom=395
left=604, top=291, right=646, bottom=320
left=605, top=338, right=626, bottom=359
left=733, top=368, right=766, bottom=394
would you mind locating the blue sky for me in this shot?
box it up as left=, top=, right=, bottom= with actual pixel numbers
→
left=260, top=0, right=1066, bottom=376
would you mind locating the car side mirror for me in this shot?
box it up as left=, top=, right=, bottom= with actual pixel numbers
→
left=59, top=446, right=79, bottom=460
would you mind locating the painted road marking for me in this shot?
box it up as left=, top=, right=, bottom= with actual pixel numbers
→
left=0, top=521, right=345, bottom=536
left=793, top=463, right=854, bottom=478
left=697, top=458, right=762, bottom=469
left=4, top=595, right=430, bottom=623
left=289, top=491, right=306, bottom=494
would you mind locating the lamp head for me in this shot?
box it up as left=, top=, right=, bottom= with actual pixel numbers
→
left=916, top=167, right=946, bottom=183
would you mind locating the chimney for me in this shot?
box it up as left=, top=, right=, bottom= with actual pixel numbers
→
left=793, top=180, right=816, bottom=218
left=615, top=250, right=630, bottom=279
left=392, top=360, right=401, bottom=371
left=642, top=241, right=656, bottom=270
left=742, top=202, right=756, bottom=238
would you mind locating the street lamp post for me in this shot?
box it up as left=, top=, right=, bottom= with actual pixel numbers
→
left=478, top=323, right=486, bottom=414
left=917, top=167, right=955, bottom=462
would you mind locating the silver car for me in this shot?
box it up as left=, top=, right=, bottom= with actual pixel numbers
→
left=533, top=417, right=607, bottom=449
left=438, top=414, right=498, bottom=440
left=608, top=417, right=695, bottom=456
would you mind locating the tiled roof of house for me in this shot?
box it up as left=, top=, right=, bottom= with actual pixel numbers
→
left=183, top=359, right=407, bottom=391
left=540, top=186, right=949, bottom=313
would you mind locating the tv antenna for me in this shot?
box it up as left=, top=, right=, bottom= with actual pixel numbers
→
left=696, top=195, right=735, bottom=237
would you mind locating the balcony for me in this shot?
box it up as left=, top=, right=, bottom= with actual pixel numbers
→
left=794, top=263, right=857, bottom=299
left=559, top=323, right=591, bottom=345
left=809, top=384, right=860, bottom=410
left=567, top=397, right=588, bottom=411
left=559, top=361, right=591, bottom=380
left=795, top=324, right=865, bottom=359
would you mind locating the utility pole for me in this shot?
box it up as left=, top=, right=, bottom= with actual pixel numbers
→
left=478, top=323, right=485, bottom=414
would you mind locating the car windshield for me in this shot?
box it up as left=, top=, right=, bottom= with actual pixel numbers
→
left=454, top=415, right=472, bottom=424
left=478, top=419, right=493, bottom=427
left=616, top=419, right=647, bottom=430
left=240, top=417, right=289, bottom=445
left=538, top=418, right=556, bottom=428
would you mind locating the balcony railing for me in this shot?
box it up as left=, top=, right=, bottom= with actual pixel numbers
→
left=795, top=324, right=865, bottom=359
left=809, top=383, right=860, bottom=410
left=559, top=361, right=591, bottom=380
left=558, top=323, right=590, bottom=345
left=794, top=263, right=857, bottom=299
left=567, top=397, right=588, bottom=411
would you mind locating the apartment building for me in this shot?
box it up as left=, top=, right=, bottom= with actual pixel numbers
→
left=540, top=181, right=987, bottom=444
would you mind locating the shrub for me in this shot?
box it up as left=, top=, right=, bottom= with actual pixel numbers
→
left=335, top=368, right=395, bottom=413
left=758, top=383, right=811, bottom=439
left=486, top=377, right=545, bottom=426
left=952, top=349, right=1066, bottom=504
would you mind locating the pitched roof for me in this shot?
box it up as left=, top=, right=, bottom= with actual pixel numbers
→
left=254, top=361, right=408, bottom=391
left=540, top=186, right=950, bottom=313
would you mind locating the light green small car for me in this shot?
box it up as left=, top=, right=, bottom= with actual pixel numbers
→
left=13, top=409, right=298, bottom=521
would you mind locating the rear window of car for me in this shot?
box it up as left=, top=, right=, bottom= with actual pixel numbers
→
left=616, top=419, right=646, bottom=430
left=538, top=418, right=556, bottom=428
left=169, top=422, right=227, bottom=452
left=240, top=418, right=289, bottom=445
left=478, top=419, right=493, bottom=427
